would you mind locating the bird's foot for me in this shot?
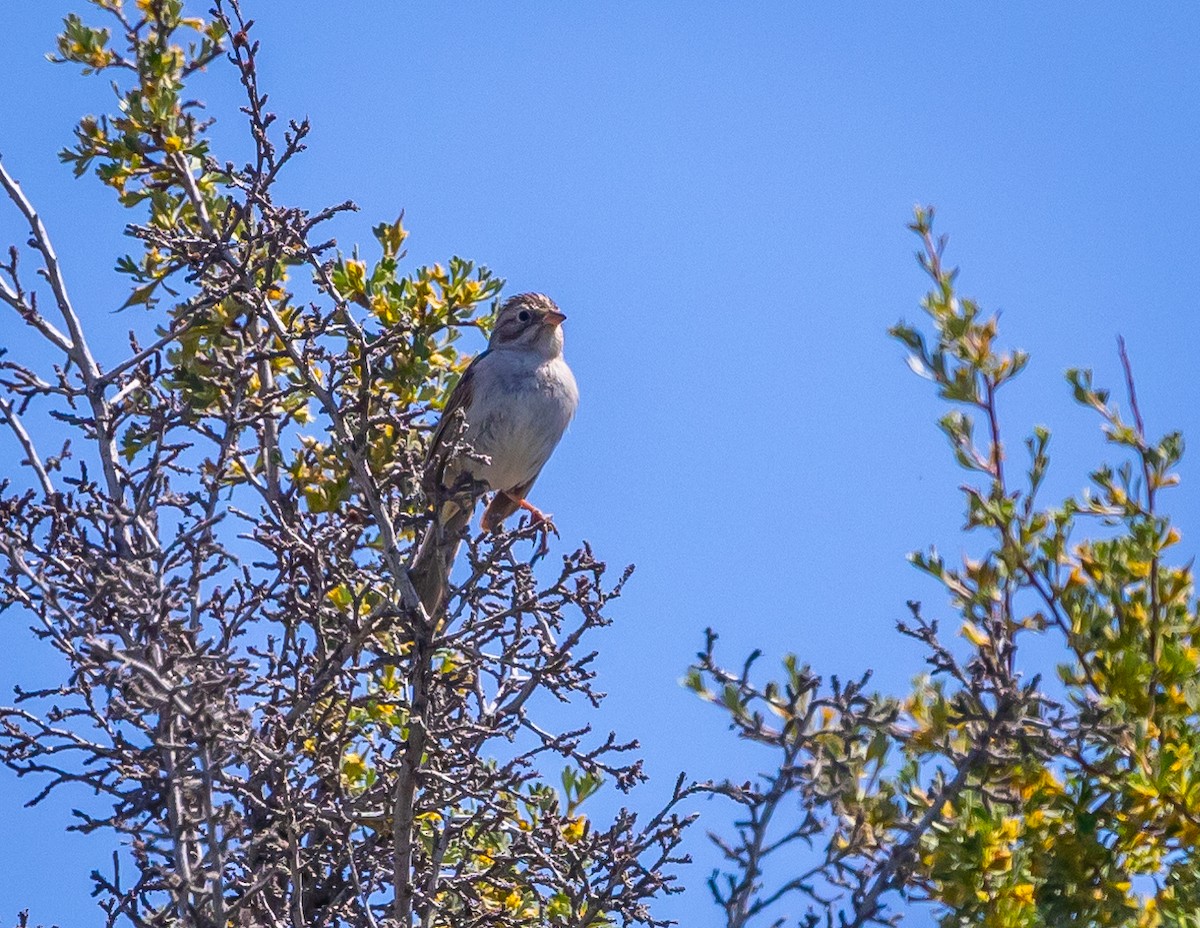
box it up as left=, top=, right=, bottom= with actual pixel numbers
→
left=515, top=498, right=558, bottom=563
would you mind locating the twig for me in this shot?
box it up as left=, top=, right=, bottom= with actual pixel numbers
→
left=0, top=393, right=55, bottom=497
left=1118, top=335, right=1161, bottom=720
left=0, top=156, right=132, bottom=552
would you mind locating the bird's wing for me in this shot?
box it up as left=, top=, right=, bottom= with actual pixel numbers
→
left=425, top=349, right=488, bottom=477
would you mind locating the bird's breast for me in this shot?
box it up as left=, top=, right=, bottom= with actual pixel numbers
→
left=463, top=354, right=578, bottom=493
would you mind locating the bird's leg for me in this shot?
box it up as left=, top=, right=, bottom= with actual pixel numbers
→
left=512, top=495, right=558, bottom=534
left=515, top=497, right=551, bottom=525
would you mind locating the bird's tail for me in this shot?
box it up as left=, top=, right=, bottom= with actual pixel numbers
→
left=410, top=500, right=473, bottom=617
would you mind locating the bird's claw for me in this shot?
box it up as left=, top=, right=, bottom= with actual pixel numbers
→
left=520, top=507, right=558, bottom=564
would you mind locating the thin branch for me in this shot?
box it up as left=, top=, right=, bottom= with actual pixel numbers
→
left=0, top=156, right=133, bottom=551
left=0, top=393, right=55, bottom=497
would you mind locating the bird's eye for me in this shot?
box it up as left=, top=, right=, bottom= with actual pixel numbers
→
left=517, top=310, right=531, bottom=323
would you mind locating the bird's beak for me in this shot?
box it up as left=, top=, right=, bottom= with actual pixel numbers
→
left=543, top=310, right=567, bottom=327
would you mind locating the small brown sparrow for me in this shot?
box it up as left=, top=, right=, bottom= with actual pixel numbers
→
left=424, top=292, right=579, bottom=531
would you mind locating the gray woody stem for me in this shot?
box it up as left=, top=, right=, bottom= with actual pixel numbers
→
left=0, top=157, right=133, bottom=553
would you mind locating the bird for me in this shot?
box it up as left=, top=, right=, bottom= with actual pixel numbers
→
left=411, top=292, right=579, bottom=613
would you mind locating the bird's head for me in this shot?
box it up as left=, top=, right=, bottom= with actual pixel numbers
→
left=488, top=292, right=567, bottom=358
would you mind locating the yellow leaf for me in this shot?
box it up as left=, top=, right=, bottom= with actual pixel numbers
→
left=961, top=621, right=989, bottom=648
left=327, top=585, right=353, bottom=609
left=345, top=260, right=367, bottom=293
left=342, top=752, right=368, bottom=783
left=563, top=816, right=587, bottom=844
left=984, top=845, right=1012, bottom=871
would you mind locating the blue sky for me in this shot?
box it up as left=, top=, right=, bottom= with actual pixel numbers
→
left=3, top=3, right=1200, bottom=926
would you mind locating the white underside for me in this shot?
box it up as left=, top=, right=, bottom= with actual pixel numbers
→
left=459, top=347, right=579, bottom=494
